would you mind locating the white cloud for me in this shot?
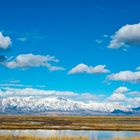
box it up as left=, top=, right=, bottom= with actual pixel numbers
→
left=0, top=88, right=77, bottom=97
left=0, top=87, right=101, bottom=102
left=76, top=93, right=99, bottom=102
left=0, top=86, right=140, bottom=112
left=0, top=83, right=24, bottom=87
left=107, top=70, right=140, bottom=83
left=108, top=86, right=129, bottom=102
left=68, top=63, right=110, bottom=74
left=128, top=91, right=140, bottom=96
left=0, top=87, right=129, bottom=112
left=108, top=23, right=140, bottom=49
left=0, top=79, right=25, bottom=88
left=107, top=86, right=140, bottom=108
left=2, top=54, right=65, bottom=71
left=114, top=86, right=129, bottom=94
left=109, top=93, right=126, bottom=102
left=0, top=32, right=11, bottom=49
left=136, top=66, right=140, bottom=71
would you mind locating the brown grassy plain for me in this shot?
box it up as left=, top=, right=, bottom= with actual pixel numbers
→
left=0, top=135, right=140, bottom=140
left=0, top=116, right=140, bottom=131
left=0, top=135, right=89, bottom=140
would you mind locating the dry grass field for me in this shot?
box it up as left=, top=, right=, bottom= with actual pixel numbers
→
left=0, top=135, right=89, bottom=140
left=0, top=135, right=140, bottom=140
left=0, top=116, right=140, bottom=131
left=113, top=137, right=140, bottom=140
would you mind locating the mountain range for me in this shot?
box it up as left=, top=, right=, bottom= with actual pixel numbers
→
left=0, top=96, right=139, bottom=115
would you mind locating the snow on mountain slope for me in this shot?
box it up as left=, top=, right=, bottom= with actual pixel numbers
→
left=1, top=96, right=129, bottom=114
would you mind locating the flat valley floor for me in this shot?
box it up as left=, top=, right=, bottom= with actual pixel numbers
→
left=0, top=116, right=140, bottom=131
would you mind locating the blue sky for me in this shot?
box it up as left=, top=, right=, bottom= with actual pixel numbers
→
left=0, top=0, right=140, bottom=104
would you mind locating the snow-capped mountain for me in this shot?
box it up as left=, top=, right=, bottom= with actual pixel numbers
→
left=111, top=109, right=133, bottom=115
left=0, top=96, right=130, bottom=115
left=111, top=107, right=140, bottom=115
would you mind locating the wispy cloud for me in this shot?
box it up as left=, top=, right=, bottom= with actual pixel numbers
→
left=17, top=37, right=28, bottom=42
left=16, top=30, right=48, bottom=42
left=95, top=39, right=103, bottom=44
left=1, top=29, right=47, bottom=43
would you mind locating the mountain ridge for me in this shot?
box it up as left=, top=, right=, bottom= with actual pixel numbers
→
left=1, top=96, right=138, bottom=115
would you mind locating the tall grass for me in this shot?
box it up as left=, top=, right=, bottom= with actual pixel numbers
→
left=0, top=135, right=89, bottom=140
left=0, top=135, right=140, bottom=140
left=113, top=137, right=140, bottom=140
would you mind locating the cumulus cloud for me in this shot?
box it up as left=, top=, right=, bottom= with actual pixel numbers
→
left=128, top=91, right=140, bottom=96
left=107, top=86, right=140, bottom=108
left=108, top=86, right=129, bottom=102
left=107, top=70, right=140, bottom=83
left=68, top=63, right=110, bottom=74
left=109, top=93, right=126, bottom=102
left=136, top=66, right=140, bottom=71
left=114, top=86, right=129, bottom=94
left=0, top=32, right=11, bottom=49
left=1, top=54, right=65, bottom=71
left=108, top=23, right=140, bottom=49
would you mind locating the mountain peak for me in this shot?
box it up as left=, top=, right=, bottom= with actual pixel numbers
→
left=57, top=97, right=67, bottom=101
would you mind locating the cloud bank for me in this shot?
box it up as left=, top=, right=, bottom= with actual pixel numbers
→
left=0, top=86, right=140, bottom=112
left=0, top=87, right=99, bottom=102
